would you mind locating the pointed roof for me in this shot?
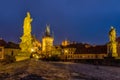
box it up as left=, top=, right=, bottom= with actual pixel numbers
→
left=45, top=24, right=51, bottom=37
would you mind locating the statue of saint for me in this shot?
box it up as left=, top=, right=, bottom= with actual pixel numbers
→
left=20, top=12, right=33, bottom=52
left=109, top=26, right=116, bottom=42
left=107, top=26, right=118, bottom=57
left=23, top=12, right=33, bottom=35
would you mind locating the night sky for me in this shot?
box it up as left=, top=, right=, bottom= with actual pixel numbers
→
left=0, top=0, right=120, bottom=45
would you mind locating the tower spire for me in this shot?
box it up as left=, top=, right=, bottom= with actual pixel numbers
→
left=45, top=24, right=51, bottom=36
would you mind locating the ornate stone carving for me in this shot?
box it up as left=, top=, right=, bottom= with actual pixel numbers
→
left=20, top=12, right=33, bottom=52
left=107, top=26, right=118, bottom=57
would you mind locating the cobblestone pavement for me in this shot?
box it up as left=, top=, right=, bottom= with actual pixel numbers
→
left=0, top=59, right=120, bottom=80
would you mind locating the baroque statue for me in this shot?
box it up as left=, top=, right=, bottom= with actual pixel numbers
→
left=20, top=12, right=33, bottom=53
left=107, top=26, right=118, bottom=57
left=23, top=12, right=32, bottom=35
left=109, top=26, right=116, bottom=42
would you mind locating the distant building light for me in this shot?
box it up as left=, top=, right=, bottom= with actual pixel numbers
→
left=64, top=49, right=68, bottom=53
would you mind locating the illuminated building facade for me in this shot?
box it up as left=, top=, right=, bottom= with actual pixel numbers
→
left=31, top=35, right=41, bottom=53
left=0, top=39, right=20, bottom=60
left=42, top=25, right=54, bottom=53
left=62, top=39, right=70, bottom=46
left=61, top=43, right=107, bottom=60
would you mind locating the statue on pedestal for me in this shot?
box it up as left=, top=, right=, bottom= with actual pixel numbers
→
left=107, top=26, right=118, bottom=57
left=20, top=12, right=33, bottom=53
left=109, top=27, right=116, bottom=42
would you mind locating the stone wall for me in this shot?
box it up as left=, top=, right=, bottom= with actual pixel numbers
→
left=4, top=48, right=20, bottom=56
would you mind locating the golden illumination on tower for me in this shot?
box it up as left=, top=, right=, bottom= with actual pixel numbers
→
left=20, top=12, right=33, bottom=52
left=42, top=24, right=54, bottom=52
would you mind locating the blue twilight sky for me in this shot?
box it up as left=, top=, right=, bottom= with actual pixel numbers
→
left=0, top=0, right=120, bottom=45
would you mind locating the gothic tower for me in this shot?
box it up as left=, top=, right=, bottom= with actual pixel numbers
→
left=42, top=24, right=54, bottom=52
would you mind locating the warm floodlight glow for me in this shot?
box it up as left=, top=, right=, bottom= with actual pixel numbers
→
left=64, top=49, right=68, bottom=53
left=20, top=12, right=33, bottom=52
left=42, top=25, right=54, bottom=52
left=31, top=48, right=34, bottom=52
left=107, top=26, right=118, bottom=57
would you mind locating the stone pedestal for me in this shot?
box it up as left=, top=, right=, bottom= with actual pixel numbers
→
left=20, top=12, right=33, bottom=53
left=107, top=41, right=118, bottom=57
left=15, top=52, right=31, bottom=61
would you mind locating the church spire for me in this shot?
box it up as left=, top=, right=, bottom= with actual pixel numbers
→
left=45, top=24, right=51, bottom=36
